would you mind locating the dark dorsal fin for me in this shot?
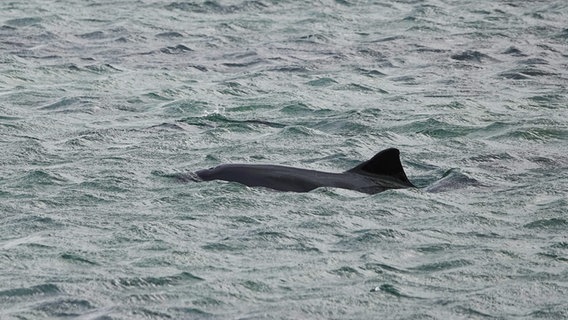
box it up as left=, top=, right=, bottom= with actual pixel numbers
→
left=347, top=148, right=415, bottom=187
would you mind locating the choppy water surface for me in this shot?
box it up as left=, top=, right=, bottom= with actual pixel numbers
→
left=1, top=0, right=567, bottom=318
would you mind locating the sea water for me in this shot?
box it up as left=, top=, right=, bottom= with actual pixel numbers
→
left=1, top=0, right=567, bottom=319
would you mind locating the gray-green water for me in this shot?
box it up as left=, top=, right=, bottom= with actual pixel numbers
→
left=1, top=1, right=567, bottom=319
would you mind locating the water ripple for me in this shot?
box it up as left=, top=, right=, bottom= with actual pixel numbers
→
left=1, top=0, right=567, bottom=318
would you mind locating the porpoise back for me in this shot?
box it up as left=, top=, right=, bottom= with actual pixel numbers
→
left=193, top=148, right=415, bottom=194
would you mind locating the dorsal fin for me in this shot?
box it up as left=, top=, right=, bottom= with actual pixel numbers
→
left=347, top=148, right=415, bottom=187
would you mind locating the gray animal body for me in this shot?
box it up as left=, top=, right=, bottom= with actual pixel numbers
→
left=193, top=148, right=415, bottom=194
